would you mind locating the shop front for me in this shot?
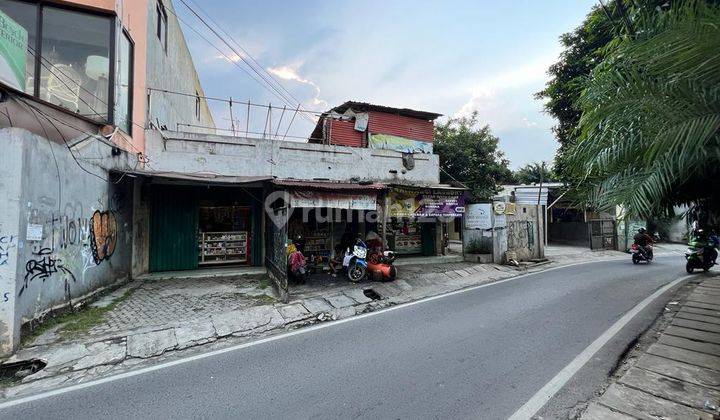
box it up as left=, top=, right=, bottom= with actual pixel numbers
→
left=147, top=180, right=266, bottom=272
left=273, top=179, right=386, bottom=274
left=385, top=185, right=468, bottom=256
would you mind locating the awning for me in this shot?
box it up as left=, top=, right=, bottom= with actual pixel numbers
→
left=272, top=179, right=387, bottom=191
left=112, top=170, right=273, bottom=185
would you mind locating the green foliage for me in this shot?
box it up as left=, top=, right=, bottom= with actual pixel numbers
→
left=569, top=0, right=720, bottom=218
left=434, top=112, right=514, bottom=201
left=536, top=0, right=670, bottom=181
left=513, top=162, right=557, bottom=185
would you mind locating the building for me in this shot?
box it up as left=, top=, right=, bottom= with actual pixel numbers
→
left=0, top=0, right=214, bottom=355
left=0, top=1, right=464, bottom=354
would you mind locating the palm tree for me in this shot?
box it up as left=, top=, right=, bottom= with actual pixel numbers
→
left=569, top=0, right=720, bottom=219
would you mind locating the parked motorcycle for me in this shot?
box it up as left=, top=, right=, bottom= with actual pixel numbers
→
left=368, top=250, right=398, bottom=281
left=685, top=236, right=716, bottom=274
left=630, top=243, right=653, bottom=264
left=343, top=239, right=369, bottom=282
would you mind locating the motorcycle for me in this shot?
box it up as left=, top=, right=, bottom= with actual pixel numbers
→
left=367, top=250, right=398, bottom=281
left=343, top=239, right=369, bottom=282
left=630, top=243, right=653, bottom=264
left=685, top=237, right=716, bottom=274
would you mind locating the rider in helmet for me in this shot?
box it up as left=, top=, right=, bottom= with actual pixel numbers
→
left=633, top=228, right=654, bottom=259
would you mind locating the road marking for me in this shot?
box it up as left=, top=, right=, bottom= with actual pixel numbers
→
left=0, top=257, right=674, bottom=410
left=508, top=273, right=693, bottom=420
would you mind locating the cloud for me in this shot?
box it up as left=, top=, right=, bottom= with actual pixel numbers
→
left=267, top=64, right=328, bottom=109
left=216, top=53, right=245, bottom=63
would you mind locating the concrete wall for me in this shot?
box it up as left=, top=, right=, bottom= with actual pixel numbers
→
left=145, top=130, right=440, bottom=185
left=506, top=204, right=544, bottom=261
left=145, top=0, right=215, bottom=134
left=0, top=128, right=136, bottom=355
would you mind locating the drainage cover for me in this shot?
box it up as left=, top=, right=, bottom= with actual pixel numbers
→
left=363, top=288, right=382, bottom=301
left=0, top=359, right=47, bottom=380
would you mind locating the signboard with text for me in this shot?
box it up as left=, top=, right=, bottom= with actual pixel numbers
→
left=290, top=191, right=377, bottom=210
left=388, top=187, right=467, bottom=218
left=465, top=203, right=492, bottom=230
left=0, top=9, right=27, bottom=90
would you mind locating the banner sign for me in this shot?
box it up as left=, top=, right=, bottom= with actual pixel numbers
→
left=369, top=133, right=433, bottom=154
left=290, top=191, right=377, bottom=210
left=465, top=203, right=492, bottom=230
left=0, top=9, right=27, bottom=90
left=388, top=187, right=467, bottom=218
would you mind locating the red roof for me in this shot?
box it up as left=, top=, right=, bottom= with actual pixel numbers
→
left=272, top=179, right=387, bottom=191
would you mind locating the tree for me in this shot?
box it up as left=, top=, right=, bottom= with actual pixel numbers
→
left=434, top=112, right=514, bottom=201
left=569, top=0, right=720, bottom=218
left=536, top=0, right=668, bottom=181
left=514, top=162, right=556, bottom=185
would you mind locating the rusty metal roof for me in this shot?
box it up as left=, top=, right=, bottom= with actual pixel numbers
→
left=272, top=179, right=387, bottom=191
left=333, top=101, right=442, bottom=120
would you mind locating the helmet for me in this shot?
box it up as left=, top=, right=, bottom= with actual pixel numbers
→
left=638, top=228, right=646, bottom=234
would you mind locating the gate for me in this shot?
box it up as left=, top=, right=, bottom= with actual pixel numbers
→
left=589, top=219, right=616, bottom=250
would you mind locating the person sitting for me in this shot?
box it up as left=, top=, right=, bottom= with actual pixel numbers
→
left=633, top=228, right=654, bottom=259
left=287, top=236, right=308, bottom=283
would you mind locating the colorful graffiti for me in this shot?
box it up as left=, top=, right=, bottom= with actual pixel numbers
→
left=90, top=210, right=117, bottom=265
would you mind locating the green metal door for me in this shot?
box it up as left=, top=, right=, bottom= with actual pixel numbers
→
left=149, top=187, right=198, bottom=272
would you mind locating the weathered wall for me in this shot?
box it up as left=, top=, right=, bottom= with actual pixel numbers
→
left=506, top=204, right=545, bottom=261
left=145, top=0, right=214, bottom=133
left=0, top=128, right=134, bottom=354
left=145, top=130, right=440, bottom=185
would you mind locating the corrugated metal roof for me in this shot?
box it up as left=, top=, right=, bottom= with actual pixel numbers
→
left=117, top=170, right=273, bottom=185
left=334, top=101, right=442, bottom=120
left=273, top=179, right=387, bottom=191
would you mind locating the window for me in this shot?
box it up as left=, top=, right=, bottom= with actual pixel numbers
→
left=115, top=30, right=133, bottom=134
left=156, top=1, right=167, bottom=52
left=195, top=91, right=200, bottom=120
left=0, top=1, right=124, bottom=125
left=0, top=0, right=37, bottom=94
left=40, top=5, right=112, bottom=122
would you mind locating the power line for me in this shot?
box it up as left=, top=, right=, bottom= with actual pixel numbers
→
left=173, top=0, right=316, bottom=126
left=183, top=0, right=314, bottom=120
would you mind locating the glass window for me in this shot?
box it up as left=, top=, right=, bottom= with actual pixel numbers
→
left=39, top=6, right=112, bottom=122
left=156, top=2, right=167, bottom=52
left=115, top=30, right=132, bottom=133
left=0, top=0, right=37, bottom=94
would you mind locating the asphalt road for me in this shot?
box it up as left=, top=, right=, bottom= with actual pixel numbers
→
left=2, top=256, right=687, bottom=419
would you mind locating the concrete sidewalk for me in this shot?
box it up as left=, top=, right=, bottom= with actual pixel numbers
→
left=582, top=275, right=720, bottom=419
left=0, top=244, right=646, bottom=399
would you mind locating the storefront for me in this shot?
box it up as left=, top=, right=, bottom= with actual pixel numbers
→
left=385, top=185, right=468, bottom=256
left=146, top=177, right=267, bottom=272
left=273, top=180, right=386, bottom=272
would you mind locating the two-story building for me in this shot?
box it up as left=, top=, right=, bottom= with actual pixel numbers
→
left=0, top=0, right=464, bottom=355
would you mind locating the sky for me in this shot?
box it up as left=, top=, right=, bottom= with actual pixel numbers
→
left=176, top=0, right=596, bottom=169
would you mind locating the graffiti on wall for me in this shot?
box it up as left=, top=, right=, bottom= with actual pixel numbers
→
left=0, top=235, right=16, bottom=266
left=90, top=210, right=117, bottom=265
left=19, top=247, right=76, bottom=296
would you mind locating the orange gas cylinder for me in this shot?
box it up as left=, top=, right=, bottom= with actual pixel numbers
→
left=367, top=262, right=397, bottom=280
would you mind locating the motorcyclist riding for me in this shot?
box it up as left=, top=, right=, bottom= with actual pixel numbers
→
left=633, top=228, right=654, bottom=260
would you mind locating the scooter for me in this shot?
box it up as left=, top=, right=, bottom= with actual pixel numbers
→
left=343, top=239, right=369, bottom=282
left=367, top=250, right=397, bottom=281
left=685, top=237, right=716, bottom=274
left=630, top=244, right=653, bottom=264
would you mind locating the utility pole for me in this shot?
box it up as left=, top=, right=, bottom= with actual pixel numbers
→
left=536, top=162, right=545, bottom=259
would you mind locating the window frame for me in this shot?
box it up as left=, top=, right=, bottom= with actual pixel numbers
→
left=1, top=0, right=116, bottom=125
left=156, top=0, right=167, bottom=53
left=117, top=28, right=134, bottom=134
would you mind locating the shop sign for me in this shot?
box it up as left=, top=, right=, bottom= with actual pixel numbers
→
left=290, top=191, right=377, bottom=210
left=0, top=10, right=27, bottom=91
left=388, top=187, right=467, bottom=218
left=465, top=203, right=492, bottom=230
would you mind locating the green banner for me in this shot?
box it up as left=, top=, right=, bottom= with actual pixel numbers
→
left=0, top=9, right=27, bottom=90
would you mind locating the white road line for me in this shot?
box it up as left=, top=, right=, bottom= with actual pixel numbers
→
left=508, top=273, right=692, bottom=420
left=0, top=257, right=671, bottom=410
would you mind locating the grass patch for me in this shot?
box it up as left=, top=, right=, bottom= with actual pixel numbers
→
left=258, top=278, right=271, bottom=289
left=22, top=287, right=136, bottom=345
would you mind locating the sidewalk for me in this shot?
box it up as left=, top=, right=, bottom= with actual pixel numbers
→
left=0, top=245, right=636, bottom=399
left=582, top=274, right=720, bottom=419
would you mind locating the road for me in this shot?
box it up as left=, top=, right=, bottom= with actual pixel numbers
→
left=1, top=256, right=687, bottom=419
